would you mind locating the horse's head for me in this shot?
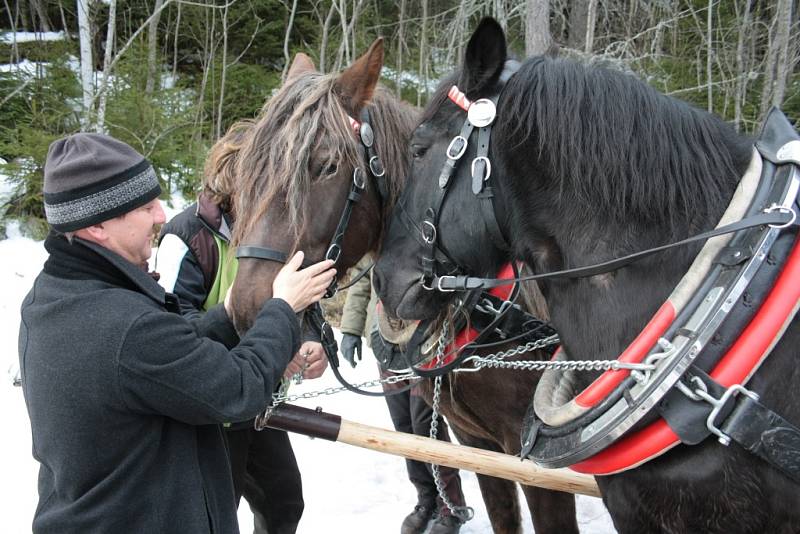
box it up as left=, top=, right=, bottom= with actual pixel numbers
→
left=374, top=18, right=515, bottom=320
left=230, top=41, right=388, bottom=332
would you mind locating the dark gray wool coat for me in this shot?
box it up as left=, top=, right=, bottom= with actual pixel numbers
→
left=18, top=233, right=300, bottom=534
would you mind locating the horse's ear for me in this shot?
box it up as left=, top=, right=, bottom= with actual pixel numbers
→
left=334, top=38, right=384, bottom=116
left=286, top=53, right=316, bottom=82
left=461, top=18, right=507, bottom=95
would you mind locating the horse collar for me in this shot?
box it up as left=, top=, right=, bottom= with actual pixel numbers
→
left=523, top=112, right=800, bottom=482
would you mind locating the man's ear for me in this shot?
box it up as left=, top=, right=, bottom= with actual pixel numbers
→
left=75, top=224, right=107, bottom=244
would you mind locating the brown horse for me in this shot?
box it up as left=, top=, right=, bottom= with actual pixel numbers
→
left=229, top=41, right=578, bottom=534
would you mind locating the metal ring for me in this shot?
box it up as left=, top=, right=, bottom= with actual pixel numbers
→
left=447, top=136, right=468, bottom=160
left=369, top=155, right=386, bottom=177
left=352, top=167, right=366, bottom=189
left=421, top=221, right=437, bottom=244
left=421, top=276, right=435, bottom=291
left=764, top=204, right=796, bottom=229
left=471, top=156, right=492, bottom=181
left=325, top=243, right=342, bottom=263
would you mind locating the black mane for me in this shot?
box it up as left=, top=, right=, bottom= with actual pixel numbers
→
left=493, top=57, right=754, bottom=236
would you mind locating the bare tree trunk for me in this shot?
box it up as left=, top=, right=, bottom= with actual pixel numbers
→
left=282, top=0, right=299, bottom=81
left=4, top=0, right=19, bottom=64
left=769, top=0, right=794, bottom=109
left=568, top=0, right=586, bottom=51
left=216, top=0, right=229, bottom=139
left=172, top=0, right=181, bottom=79
left=759, top=0, right=794, bottom=119
left=319, top=1, right=337, bottom=73
left=494, top=0, right=507, bottom=29
left=30, top=0, right=52, bottom=32
left=96, top=0, right=117, bottom=134
left=77, top=0, right=94, bottom=129
left=526, top=0, right=551, bottom=56
left=395, top=0, right=407, bottom=97
left=734, top=0, right=753, bottom=131
left=417, top=0, right=428, bottom=107
left=145, top=0, right=164, bottom=94
left=58, top=0, right=71, bottom=40
left=706, top=0, right=713, bottom=112
left=584, top=0, right=597, bottom=53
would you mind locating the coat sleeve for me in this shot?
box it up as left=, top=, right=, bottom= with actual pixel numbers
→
left=116, top=298, right=300, bottom=425
left=339, top=257, right=374, bottom=337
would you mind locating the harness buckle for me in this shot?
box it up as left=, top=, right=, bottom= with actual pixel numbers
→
left=325, top=243, right=342, bottom=263
left=447, top=136, right=468, bottom=160
left=368, top=155, right=385, bottom=177
left=683, top=378, right=761, bottom=446
left=352, top=167, right=366, bottom=189
left=437, top=276, right=457, bottom=292
left=471, top=156, right=492, bottom=182
left=421, top=221, right=437, bottom=244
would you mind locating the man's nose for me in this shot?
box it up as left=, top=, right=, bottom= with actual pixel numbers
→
left=154, top=200, right=167, bottom=224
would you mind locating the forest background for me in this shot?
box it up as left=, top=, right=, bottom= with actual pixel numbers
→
left=1, top=0, right=798, bottom=239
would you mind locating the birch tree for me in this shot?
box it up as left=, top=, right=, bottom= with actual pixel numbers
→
left=526, top=0, right=551, bottom=56
left=77, top=0, right=94, bottom=129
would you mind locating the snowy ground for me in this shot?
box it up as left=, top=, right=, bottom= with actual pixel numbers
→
left=0, top=222, right=615, bottom=533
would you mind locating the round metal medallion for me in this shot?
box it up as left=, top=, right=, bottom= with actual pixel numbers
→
left=467, top=99, right=496, bottom=127
left=360, top=122, right=375, bottom=147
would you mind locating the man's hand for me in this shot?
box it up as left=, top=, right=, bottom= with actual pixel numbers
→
left=340, top=333, right=362, bottom=368
left=273, top=252, right=336, bottom=312
left=283, top=341, right=328, bottom=380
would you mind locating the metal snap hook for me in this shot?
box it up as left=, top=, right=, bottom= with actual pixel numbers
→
left=764, top=204, right=796, bottom=229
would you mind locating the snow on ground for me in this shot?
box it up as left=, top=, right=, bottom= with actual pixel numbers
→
left=0, top=222, right=615, bottom=533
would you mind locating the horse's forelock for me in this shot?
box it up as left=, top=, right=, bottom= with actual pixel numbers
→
left=232, top=74, right=362, bottom=246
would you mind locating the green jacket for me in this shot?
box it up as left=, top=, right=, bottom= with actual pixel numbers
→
left=339, top=255, right=378, bottom=347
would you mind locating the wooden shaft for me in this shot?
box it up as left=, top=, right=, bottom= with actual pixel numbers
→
left=265, top=404, right=600, bottom=497
left=337, top=419, right=600, bottom=497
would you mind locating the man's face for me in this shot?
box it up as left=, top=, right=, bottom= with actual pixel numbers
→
left=102, top=198, right=166, bottom=266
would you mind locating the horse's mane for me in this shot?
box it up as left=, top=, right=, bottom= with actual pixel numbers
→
left=233, top=72, right=416, bottom=245
left=491, top=57, right=754, bottom=235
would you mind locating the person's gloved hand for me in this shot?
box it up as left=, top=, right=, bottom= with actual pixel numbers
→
left=340, top=333, right=363, bottom=368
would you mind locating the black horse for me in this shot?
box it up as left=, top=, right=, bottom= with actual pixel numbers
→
left=375, top=17, right=800, bottom=533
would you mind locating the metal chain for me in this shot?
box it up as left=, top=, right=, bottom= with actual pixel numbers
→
left=429, top=324, right=475, bottom=523
left=458, top=334, right=655, bottom=374
left=271, top=370, right=420, bottom=405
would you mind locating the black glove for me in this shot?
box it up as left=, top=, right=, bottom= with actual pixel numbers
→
left=340, top=333, right=363, bottom=368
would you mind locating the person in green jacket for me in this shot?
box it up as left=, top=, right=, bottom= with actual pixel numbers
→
left=339, top=255, right=467, bottom=534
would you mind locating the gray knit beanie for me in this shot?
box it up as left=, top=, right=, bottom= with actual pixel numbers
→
left=43, top=133, right=162, bottom=232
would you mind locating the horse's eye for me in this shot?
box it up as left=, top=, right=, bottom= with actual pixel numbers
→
left=324, top=163, right=338, bottom=176
left=411, top=144, right=428, bottom=158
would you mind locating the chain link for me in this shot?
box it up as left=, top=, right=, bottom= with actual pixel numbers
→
left=429, top=324, right=475, bottom=523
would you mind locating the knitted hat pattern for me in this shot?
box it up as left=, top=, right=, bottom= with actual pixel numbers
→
left=43, top=133, right=162, bottom=232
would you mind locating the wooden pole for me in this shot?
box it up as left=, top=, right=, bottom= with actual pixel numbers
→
left=263, top=404, right=601, bottom=497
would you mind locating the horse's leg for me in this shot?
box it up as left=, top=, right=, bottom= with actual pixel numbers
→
left=518, top=485, right=579, bottom=534
left=448, top=427, right=523, bottom=534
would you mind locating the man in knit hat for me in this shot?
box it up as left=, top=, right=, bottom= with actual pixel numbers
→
left=18, top=133, right=336, bottom=533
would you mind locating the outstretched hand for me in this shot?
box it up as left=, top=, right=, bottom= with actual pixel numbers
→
left=273, top=252, right=336, bottom=312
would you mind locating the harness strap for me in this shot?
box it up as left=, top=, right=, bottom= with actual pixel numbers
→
left=436, top=208, right=797, bottom=291
left=720, top=390, right=800, bottom=483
